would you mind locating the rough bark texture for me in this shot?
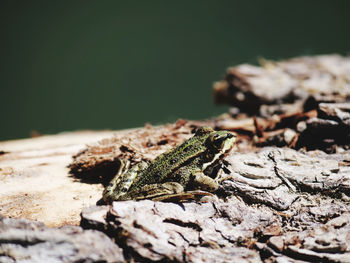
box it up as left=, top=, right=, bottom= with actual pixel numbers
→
left=0, top=215, right=124, bottom=262
left=1, top=54, right=350, bottom=263
left=213, top=54, right=350, bottom=115
left=80, top=146, right=350, bottom=263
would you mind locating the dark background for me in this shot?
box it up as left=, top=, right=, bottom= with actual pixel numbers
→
left=1, top=1, right=350, bottom=141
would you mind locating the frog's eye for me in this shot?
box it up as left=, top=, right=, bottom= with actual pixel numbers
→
left=211, top=135, right=225, bottom=147
left=209, top=132, right=235, bottom=150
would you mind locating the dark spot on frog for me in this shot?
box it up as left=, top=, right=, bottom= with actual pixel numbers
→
left=183, top=146, right=190, bottom=152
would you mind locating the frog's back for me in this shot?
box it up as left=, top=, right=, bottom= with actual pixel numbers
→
left=129, top=127, right=213, bottom=189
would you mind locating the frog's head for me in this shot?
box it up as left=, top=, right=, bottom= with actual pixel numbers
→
left=207, top=130, right=236, bottom=154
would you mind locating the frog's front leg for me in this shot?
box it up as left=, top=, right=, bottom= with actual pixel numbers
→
left=192, top=172, right=219, bottom=192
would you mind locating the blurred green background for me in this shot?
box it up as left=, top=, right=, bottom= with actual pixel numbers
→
left=1, top=1, right=350, bottom=141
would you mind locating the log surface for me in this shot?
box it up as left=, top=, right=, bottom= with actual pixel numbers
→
left=1, top=55, right=350, bottom=263
left=0, top=131, right=115, bottom=226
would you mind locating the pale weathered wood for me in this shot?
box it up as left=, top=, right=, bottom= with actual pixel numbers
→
left=0, top=130, right=116, bottom=227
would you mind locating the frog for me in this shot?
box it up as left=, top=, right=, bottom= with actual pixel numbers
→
left=102, top=127, right=236, bottom=203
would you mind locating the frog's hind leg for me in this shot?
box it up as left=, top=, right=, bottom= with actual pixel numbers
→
left=151, top=190, right=214, bottom=202
left=103, top=161, right=148, bottom=203
left=125, top=181, right=213, bottom=202
left=120, top=180, right=215, bottom=202
left=103, top=160, right=131, bottom=200
left=125, top=182, right=184, bottom=201
left=154, top=172, right=218, bottom=202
